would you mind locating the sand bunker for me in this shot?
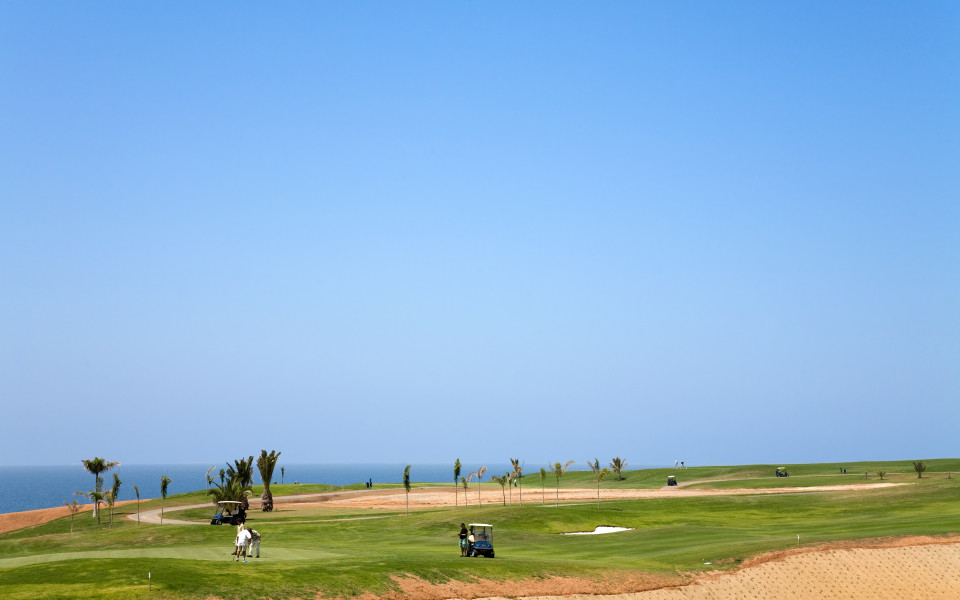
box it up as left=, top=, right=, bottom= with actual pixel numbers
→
left=562, top=526, right=634, bottom=535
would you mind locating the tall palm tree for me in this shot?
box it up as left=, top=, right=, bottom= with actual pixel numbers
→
left=475, top=466, right=487, bottom=506
left=510, top=458, right=523, bottom=506
left=108, top=473, right=122, bottom=526
left=454, top=459, right=462, bottom=508
left=160, top=475, right=172, bottom=524
left=539, top=467, right=547, bottom=504
left=552, top=460, right=575, bottom=507
left=81, top=458, right=119, bottom=519
left=461, top=476, right=469, bottom=507
left=609, top=457, right=627, bottom=481
left=492, top=473, right=509, bottom=506
left=403, top=465, right=412, bottom=516
left=257, top=450, right=282, bottom=512
left=281, top=466, right=285, bottom=484
left=205, top=466, right=216, bottom=490
left=104, top=489, right=116, bottom=527
left=133, top=484, right=140, bottom=525
left=587, top=459, right=610, bottom=508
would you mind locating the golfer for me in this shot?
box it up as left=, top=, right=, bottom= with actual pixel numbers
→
left=235, top=525, right=252, bottom=562
left=247, top=527, right=261, bottom=558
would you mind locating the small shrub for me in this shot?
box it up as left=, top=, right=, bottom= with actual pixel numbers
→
left=876, top=470, right=886, bottom=480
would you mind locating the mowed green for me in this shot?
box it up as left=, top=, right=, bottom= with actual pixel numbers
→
left=3, top=459, right=959, bottom=600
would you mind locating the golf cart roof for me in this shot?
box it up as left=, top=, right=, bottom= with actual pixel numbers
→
left=217, top=501, right=242, bottom=505
left=469, top=523, right=493, bottom=528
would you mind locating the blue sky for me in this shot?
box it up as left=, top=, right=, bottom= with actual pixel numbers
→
left=2, top=3, right=957, bottom=468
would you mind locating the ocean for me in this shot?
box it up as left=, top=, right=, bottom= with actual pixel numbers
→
left=0, top=463, right=515, bottom=515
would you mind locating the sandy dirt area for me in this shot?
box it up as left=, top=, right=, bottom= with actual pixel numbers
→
left=0, top=499, right=139, bottom=535
left=342, top=537, right=960, bottom=600
left=274, top=482, right=903, bottom=511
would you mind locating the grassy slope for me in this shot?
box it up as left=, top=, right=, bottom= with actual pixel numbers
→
left=2, top=459, right=959, bottom=600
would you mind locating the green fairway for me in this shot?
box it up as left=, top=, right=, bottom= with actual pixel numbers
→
left=4, top=459, right=959, bottom=599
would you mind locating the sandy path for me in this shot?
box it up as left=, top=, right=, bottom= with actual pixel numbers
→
left=280, top=482, right=904, bottom=511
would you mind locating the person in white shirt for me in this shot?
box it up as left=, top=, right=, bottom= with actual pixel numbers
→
left=235, top=526, right=252, bottom=562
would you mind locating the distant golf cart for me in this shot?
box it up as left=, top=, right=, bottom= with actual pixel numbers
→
left=467, top=523, right=495, bottom=558
left=666, top=475, right=678, bottom=486
left=776, top=467, right=789, bottom=478
left=210, top=501, right=244, bottom=525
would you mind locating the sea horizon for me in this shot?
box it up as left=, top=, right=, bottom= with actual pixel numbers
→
left=0, top=462, right=521, bottom=515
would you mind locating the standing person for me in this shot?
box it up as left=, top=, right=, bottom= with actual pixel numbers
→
left=247, top=527, right=261, bottom=558
left=458, top=523, right=468, bottom=556
left=235, top=525, right=252, bottom=562
left=467, top=526, right=476, bottom=556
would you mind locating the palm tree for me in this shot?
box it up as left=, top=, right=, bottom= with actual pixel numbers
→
left=160, top=475, right=172, bottom=524
left=257, top=449, right=282, bottom=512
left=539, top=467, right=547, bottom=504
left=227, top=456, right=255, bottom=510
left=403, top=465, right=412, bottom=516
left=454, top=459, right=462, bottom=508
left=81, top=457, right=119, bottom=519
left=510, top=458, right=523, bottom=506
left=281, top=466, right=285, bottom=485
left=133, top=484, right=140, bottom=524
left=609, top=457, right=627, bottom=481
left=108, top=473, right=122, bottom=526
left=78, top=490, right=104, bottom=524
left=207, top=477, right=252, bottom=509
left=104, top=489, right=116, bottom=527
left=64, top=498, right=82, bottom=533
left=205, top=466, right=216, bottom=490
left=461, top=476, right=469, bottom=507
left=587, top=459, right=610, bottom=508
left=475, top=466, right=487, bottom=506
left=552, top=460, right=575, bottom=507
left=492, top=473, right=509, bottom=506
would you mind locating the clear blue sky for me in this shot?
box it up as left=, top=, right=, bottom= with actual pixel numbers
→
left=2, top=2, right=957, bottom=468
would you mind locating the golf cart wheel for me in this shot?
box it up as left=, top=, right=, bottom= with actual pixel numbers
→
left=489, top=552, right=494, bottom=558
left=215, top=519, right=222, bottom=525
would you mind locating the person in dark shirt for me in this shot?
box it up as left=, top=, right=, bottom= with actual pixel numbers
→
left=458, top=523, right=469, bottom=556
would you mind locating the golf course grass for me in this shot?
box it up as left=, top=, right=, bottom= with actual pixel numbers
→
left=3, top=459, right=959, bottom=599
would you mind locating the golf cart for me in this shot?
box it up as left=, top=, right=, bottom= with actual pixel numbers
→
left=210, top=501, right=244, bottom=525
left=667, top=475, right=678, bottom=486
left=467, top=523, right=494, bottom=558
left=776, top=467, right=789, bottom=478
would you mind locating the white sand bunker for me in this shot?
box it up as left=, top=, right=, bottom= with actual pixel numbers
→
left=562, top=526, right=634, bottom=535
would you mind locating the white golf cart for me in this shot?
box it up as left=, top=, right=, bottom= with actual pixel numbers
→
left=467, top=523, right=494, bottom=558
left=210, top=500, right=244, bottom=525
